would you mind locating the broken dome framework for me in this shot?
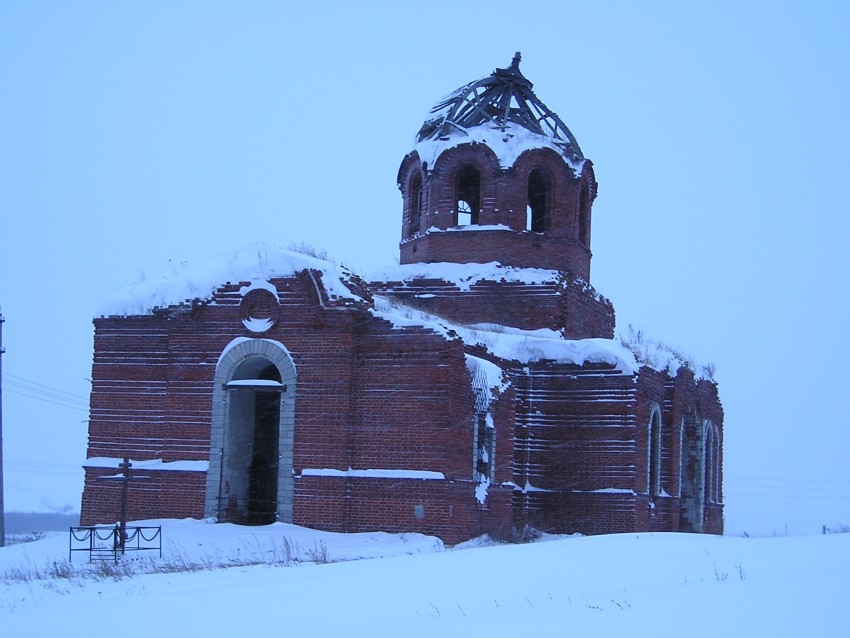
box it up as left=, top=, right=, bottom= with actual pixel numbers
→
left=417, top=52, right=585, bottom=164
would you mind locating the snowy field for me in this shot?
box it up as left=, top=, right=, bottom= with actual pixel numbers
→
left=1, top=519, right=848, bottom=637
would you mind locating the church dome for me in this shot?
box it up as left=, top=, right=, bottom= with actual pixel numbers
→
left=414, top=53, right=585, bottom=170
left=398, top=54, right=597, bottom=279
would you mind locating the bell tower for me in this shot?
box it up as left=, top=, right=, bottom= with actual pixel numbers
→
left=398, top=53, right=597, bottom=281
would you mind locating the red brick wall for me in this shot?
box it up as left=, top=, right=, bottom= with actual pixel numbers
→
left=522, top=491, right=638, bottom=535
left=507, top=361, right=723, bottom=536
left=293, top=476, right=502, bottom=545
left=636, top=367, right=725, bottom=534
left=400, top=229, right=592, bottom=278
left=80, top=468, right=206, bottom=525
left=510, top=362, right=637, bottom=534
left=371, top=274, right=614, bottom=340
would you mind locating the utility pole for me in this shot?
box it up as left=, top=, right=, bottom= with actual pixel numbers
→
left=0, top=307, right=6, bottom=547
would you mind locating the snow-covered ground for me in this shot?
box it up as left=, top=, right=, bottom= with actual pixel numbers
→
left=1, top=519, right=847, bottom=636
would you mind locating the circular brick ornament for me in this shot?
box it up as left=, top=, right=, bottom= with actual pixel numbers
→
left=239, top=288, right=280, bottom=333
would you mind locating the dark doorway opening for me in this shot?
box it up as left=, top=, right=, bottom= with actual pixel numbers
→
left=223, top=361, right=283, bottom=525
left=247, top=388, right=280, bottom=524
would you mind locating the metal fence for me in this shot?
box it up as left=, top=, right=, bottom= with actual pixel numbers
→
left=69, top=525, right=162, bottom=563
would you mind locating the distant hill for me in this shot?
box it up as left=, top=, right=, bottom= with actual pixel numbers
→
left=4, top=511, right=81, bottom=534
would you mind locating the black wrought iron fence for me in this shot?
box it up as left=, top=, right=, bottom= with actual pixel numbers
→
left=69, top=525, right=162, bottom=563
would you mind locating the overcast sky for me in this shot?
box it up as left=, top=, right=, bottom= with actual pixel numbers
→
left=2, top=1, right=849, bottom=536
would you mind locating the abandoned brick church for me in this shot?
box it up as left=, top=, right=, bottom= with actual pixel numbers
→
left=80, top=55, right=724, bottom=543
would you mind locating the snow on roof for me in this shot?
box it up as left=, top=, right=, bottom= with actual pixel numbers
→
left=368, top=301, right=454, bottom=340
left=97, top=242, right=364, bottom=317
left=373, top=263, right=706, bottom=379
left=618, top=324, right=716, bottom=381
left=477, top=330, right=638, bottom=373
left=94, top=245, right=698, bottom=380
left=372, top=295, right=637, bottom=373
left=369, top=260, right=563, bottom=292
left=413, top=120, right=585, bottom=173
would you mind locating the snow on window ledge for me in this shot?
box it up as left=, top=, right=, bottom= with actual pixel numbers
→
left=84, top=457, right=209, bottom=472
left=299, top=468, right=445, bottom=480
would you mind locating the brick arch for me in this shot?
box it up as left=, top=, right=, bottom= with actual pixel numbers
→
left=398, top=150, right=426, bottom=240
left=405, top=170, right=425, bottom=239
left=512, top=148, right=583, bottom=238
left=513, top=146, right=580, bottom=178
left=577, top=162, right=597, bottom=248
left=204, top=337, right=297, bottom=523
left=397, top=149, right=422, bottom=188
left=428, top=143, right=502, bottom=229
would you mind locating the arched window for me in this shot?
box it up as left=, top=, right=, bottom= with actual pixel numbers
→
left=469, top=359, right=495, bottom=508
left=704, top=421, right=721, bottom=504
left=526, top=169, right=549, bottom=232
left=408, top=173, right=423, bottom=236
left=578, top=181, right=590, bottom=246
left=648, top=403, right=663, bottom=497
left=704, top=424, right=714, bottom=503
left=713, top=431, right=722, bottom=503
left=456, top=165, right=480, bottom=226
left=677, top=416, right=686, bottom=498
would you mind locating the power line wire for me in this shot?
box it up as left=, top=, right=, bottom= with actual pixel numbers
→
left=2, top=386, right=88, bottom=411
left=2, top=382, right=88, bottom=407
left=727, top=491, right=850, bottom=501
left=723, top=475, right=850, bottom=483
left=1, top=372, right=89, bottom=412
left=3, top=372, right=89, bottom=402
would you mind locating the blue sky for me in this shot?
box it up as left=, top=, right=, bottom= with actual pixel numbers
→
left=1, top=1, right=849, bottom=535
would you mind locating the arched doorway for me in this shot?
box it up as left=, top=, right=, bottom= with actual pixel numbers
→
left=205, top=338, right=297, bottom=524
